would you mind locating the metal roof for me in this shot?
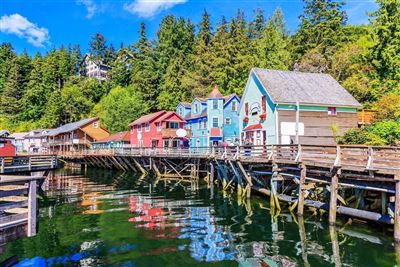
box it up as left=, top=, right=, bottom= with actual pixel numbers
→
left=129, top=111, right=166, bottom=126
left=48, top=117, right=98, bottom=136
left=93, top=131, right=130, bottom=143
left=154, top=111, right=185, bottom=123
left=253, top=68, right=362, bottom=107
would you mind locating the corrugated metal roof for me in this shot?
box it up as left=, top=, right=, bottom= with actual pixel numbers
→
left=129, top=111, right=166, bottom=126
left=48, top=117, right=98, bottom=136
left=185, top=111, right=207, bottom=120
left=253, top=68, right=362, bottom=107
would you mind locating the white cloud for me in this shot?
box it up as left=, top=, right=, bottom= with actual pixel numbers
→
left=0, top=14, right=50, bottom=47
left=76, top=0, right=97, bottom=19
left=123, top=0, right=187, bottom=18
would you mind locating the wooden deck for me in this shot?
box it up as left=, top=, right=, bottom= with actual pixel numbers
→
left=0, top=155, right=58, bottom=174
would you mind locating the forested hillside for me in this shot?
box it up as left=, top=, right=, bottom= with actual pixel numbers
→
left=0, top=0, right=399, bottom=144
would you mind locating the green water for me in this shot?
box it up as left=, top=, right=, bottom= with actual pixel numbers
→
left=1, top=167, right=398, bottom=266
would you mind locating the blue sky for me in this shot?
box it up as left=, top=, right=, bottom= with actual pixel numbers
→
left=0, top=0, right=378, bottom=55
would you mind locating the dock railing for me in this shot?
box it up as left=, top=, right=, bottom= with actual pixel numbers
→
left=0, top=175, right=43, bottom=237
left=0, top=155, right=58, bottom=174
left=60, top=144, right=400, bottom=174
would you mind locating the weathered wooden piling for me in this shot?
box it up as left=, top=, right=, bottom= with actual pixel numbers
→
left=395, top=175, right=400, bottom=243
left=329, top=167, right=341, bottom=226
left=297, top=163, right=307, bottom=216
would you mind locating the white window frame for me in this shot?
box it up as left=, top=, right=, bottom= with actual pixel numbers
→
left=212, top=117, right=219, bottom=128
left=156, top=122, right=162, bottom=131
left=212, top=100, right=218, bottom=110
left=194, top=104, right=198, bottom=114
left=137, top=124, right=142, bottom=133
left=328, top=107, right=337, bottom=116
left=145, top=122, right=150, bottom=132
left=198, top=120, right=201, bottom=129
left=225, top=117, right=231, bottom=125
left=231, top=101, right=237, bottom=111
left=93, top=121, right=99, bottom=128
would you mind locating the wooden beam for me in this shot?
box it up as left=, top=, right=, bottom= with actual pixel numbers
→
left=27, top=179, right=37, bottom=237
left=297, top=163, right=307, bottom=216
left=395, top=174, right=400, bottom=243
left=329, top=167, right=341, bottom=226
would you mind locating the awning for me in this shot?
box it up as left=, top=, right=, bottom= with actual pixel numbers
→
left=210, top=137, right=222, bottom=141
left=243, top=124, right=263, bottom=131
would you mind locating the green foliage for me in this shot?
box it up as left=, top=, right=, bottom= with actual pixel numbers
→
left=369, top=120, right=400, bottom=145
left=95, top=86, right=148, bottom=133
left=338, top=128, right=386, bottom=146
left=373, top=94, right=400, bottom=121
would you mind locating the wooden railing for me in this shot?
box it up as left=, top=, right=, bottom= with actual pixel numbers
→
left=0, top=175, right=43, bottom=236
left=60, top=145, right=400, bottom=174
left=0, top=155, right=58, bottom=174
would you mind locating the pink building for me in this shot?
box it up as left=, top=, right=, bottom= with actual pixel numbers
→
left=129, top=111, right=186, bottom=148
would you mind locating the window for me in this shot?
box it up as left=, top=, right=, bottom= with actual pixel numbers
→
left=164, top=140, right=169, bottom=148
left=245, top=103, right=249, bottom=116
left=137, top=124, right=142, bottom=132
left=261, top=96, right=266, bottom=113
left=167, top=122, right=179, bottom=129
left=93, top=121, right=99, bottom=128
left=232, top=101, right=237, bottom=111
left=145, top=122, right=150, bottom=131
left=212, top=117, right=219, bottom=128
left=179, top=107, right=184, bottom=116
left=328, top=107, right=337, bottom=116
left=203, top=119, right=207, bottom=129
left=212, top=99, right=219, bottom=109
left=194, top=104, right=198, bottom=113
left=198, top=120, right=201, bottom=129
left=225, top=118, right=231, bottom=125
left=156, top=122, right=162, bottom=131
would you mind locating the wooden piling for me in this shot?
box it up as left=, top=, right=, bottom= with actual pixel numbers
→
left=394, top=175, right=400, bottom=243
left=27, top=179, right=37, bottom=237
left=329, top=167, right=341, bottom=226
left=297, top=163, right=306, bottom=216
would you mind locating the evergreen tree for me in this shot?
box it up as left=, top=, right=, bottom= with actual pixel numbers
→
left=89, top=32, right=108, bottom=61
left=131, top=22, right=159, bottom=110
left=182, top=10, right=214, bottom=97
left=0, top=58, right=23, bottom=117
left=293, top=0, right=347, bottom=57
left=18, top=50, right=32, bottom=91
left=0, top=43, right=17, bottom=94
left=249, top=8, right=265, bottom=39
left=370, top=0, right=400, bottom=81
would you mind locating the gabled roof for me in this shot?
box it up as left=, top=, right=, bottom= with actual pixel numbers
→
left=208, top=85, right=223, bottom=98
left=10, top=132, right=28, bottom=139
left=252, top=68, right=361, bottom=107
left=243, top=124, right=263, bottom=131
left=185, top=111, right=208, bottom=120
left=48, top=117, right=99, bottom=136
left=177, top=102, right=191, bottom=108
left=93, top=131, right=130, bottom=143
left=0, top=130, right=11, bottom=138
left=154, top=111, right=185, bottom=123
left=129, top=111, right=166, bottom=126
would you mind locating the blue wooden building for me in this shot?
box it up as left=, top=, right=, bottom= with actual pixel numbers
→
left=239, top=68, right=361, bottom=146
left=176, top=86, right=241, bottom=147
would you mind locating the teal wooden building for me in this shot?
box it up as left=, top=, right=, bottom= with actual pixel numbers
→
left=176, top=86, right=241, bottom=147
left=239, top=68, right=362, bottom=146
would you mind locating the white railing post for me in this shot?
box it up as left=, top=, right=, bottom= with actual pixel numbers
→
left=366, top=147, right=373, bottom=170
left=295, top=144, right=302, bottom=163
left=334, top=146, right=341, bottom=167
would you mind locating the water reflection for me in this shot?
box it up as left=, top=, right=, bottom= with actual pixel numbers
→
left=0, top=168, right=397, bottom=266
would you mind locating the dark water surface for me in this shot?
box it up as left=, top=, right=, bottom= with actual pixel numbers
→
left=1, top=167, right=398, bottom=266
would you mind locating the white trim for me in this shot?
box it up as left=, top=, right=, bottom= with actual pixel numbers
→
left=212, top=116, right=219, bottom=128
left=145, top=122, right=150, bottom=132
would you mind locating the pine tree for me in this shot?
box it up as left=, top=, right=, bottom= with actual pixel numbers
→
left=370, top=0, right=400, bottom=81
left=18, top=50, right=32, bottom=91
left=131, top=22, right=159, bottom=110
left=293, top=0, right=347, bottom=57
left=182, top=10, right=214, bottom=97
left=0, top=58, right=23, bottom=117
left=257, top=9, right=291, bottom=70
left=249, top=8, right=265, bottom=39
left=0, top=43, right=17, bottom=94
left=89, top=32, right=108, bottom=62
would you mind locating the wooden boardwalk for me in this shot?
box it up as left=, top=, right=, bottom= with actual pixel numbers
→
left=60, top=144, right=400, bottom=241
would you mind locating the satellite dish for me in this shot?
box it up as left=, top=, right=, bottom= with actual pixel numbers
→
left=137, top=133, right=142, bottom=140
left=176, top=128, right=187, bottom=138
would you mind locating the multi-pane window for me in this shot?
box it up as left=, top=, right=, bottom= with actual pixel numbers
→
left=167, top=122, right=179, bottom=129
left=137, top=124, right=142, bottom=132
left=156, top=122, right=162, bottom=131
left=213, top=100, right=218, bottom=109
left=145, top=122, right=150, bottom=131
left=232, top=101, right=237, bottom=111
left=203, top=119, right=207, bottom=129
left=93, top=121, right=99, bottom=128
left=212, top=117, right=219, bottom=128
left=225, top=118, right=231, bottom=125
left=194, top=104, right=198, bottom=113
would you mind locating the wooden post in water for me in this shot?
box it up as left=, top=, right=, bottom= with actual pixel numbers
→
left=297, top=163, right=307, bottom=216
left=394, top=175, right=400, bottom=243
left=28, top=179, right=37, bottom=237
left=329, top=167, right=341, bottom=226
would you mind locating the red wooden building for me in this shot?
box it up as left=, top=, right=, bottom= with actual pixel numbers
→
left=129, top=111, right=186, bottom=148
left=0, top=130, right=16, bottom=157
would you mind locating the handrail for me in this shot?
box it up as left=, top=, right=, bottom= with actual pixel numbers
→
left=58, top=144, right=400, bottom=173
